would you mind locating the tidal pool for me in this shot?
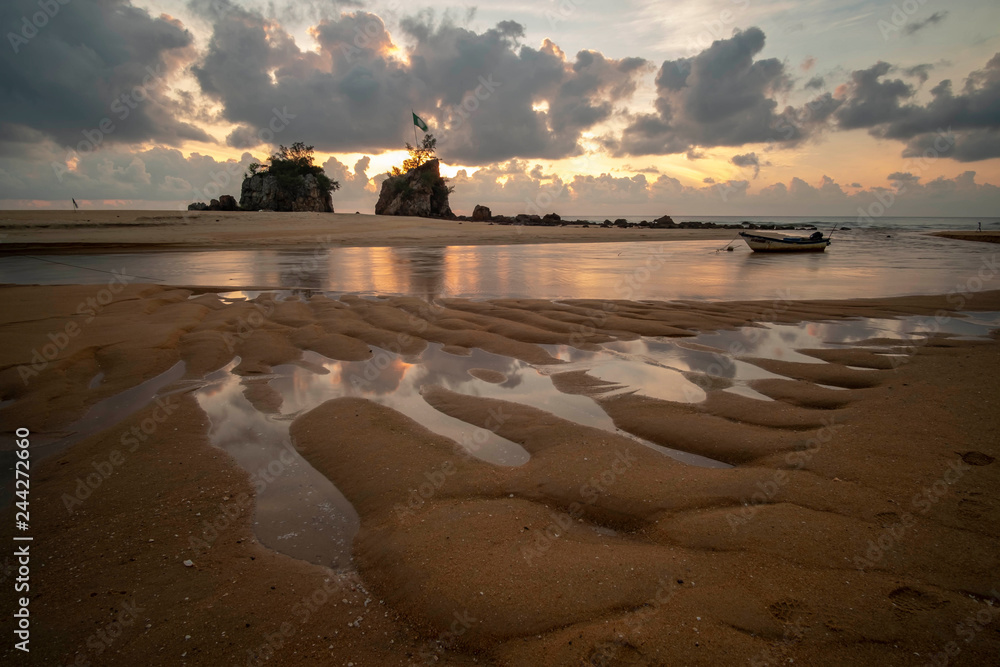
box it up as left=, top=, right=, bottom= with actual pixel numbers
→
left=4, top=308, right=997, bottom=570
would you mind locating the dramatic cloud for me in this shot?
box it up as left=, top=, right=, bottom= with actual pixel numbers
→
left=321, top=155, right=376, bottom=210
left=835, top=54, right=1000, bottom=161
left=903, top=11, right=948, bottom=36
left=0, top=0, right=211, bottom=151
left=189, top=4, right=648, bottom=164
left=834, top=62, right=914, bottom=129
left=0, top=142, right=258, bottom=204
left=612, top=28, right=832, bottom=157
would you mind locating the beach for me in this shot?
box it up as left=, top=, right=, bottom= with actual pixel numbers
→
left=1, top=216, right=999, bottom=666
left=0, top=210, right=741, bottom=253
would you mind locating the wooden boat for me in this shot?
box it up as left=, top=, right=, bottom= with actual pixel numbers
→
left=739, top=230, right=831, bottom=253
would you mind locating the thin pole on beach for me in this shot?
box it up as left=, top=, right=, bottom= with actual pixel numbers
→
left=411, top=109, right=418, bottom=147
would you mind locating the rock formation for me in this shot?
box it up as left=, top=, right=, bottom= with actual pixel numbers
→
left=239, top=173, right=333, bottom=212
left=472, top=204, right=492, bottom=221
left=375, top=159, right=453, bottom=218
left=187, top=195, right=238, bottom=212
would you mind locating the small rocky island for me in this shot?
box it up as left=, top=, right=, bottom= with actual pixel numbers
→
left=189, top=143, right=338, bottom=212
left=375, top=134, right=454, bottom=218
left=375, top=158, right=454, bottom=218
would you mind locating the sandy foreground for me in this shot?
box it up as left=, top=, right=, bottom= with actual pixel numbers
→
left=0, top=210, right=750, bottom=253
left=0, top=280, right=999, bottom=666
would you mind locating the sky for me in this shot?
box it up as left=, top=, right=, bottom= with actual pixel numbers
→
left=1, top=0, right=999, bottom=217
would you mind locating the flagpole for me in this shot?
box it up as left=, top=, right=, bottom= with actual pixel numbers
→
left=411, top=109, right=418, bottom=146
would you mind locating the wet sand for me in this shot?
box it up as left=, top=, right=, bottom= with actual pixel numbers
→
left=1, top=284, right=999, bottom=665
left=932, top=231, right=1000, bottom=245
left=0, top=210, right=740, bottom=253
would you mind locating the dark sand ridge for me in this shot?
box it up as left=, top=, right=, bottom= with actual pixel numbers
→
left=0, top=284, right=998, bottom=665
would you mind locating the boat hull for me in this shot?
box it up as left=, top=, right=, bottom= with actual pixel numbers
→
left=739, top=232, right=830, bottom=253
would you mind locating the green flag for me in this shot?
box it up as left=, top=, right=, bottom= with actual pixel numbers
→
left=412, top=112, right=428, bottom=132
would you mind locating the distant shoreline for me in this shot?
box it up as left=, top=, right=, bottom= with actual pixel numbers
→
left=931, top=231, right=1000, bottom=245
left=0, top=210, right=743, bottom=255
left=0, top=209, right=992, bottom=255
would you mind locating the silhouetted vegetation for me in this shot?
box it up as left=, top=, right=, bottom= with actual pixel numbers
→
left=248, top=142, right=339, bottom=199
left=390, top=134, right=439, bottom=176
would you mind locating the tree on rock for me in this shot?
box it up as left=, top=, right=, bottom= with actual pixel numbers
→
left=376, top=134, right=455, bottom=218
left=241, top=143, right=340, bottom=212
left=391, top=134, right=440, bottom=176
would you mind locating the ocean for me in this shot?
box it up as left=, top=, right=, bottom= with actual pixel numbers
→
left=567, top=215, right=1000, bottom=232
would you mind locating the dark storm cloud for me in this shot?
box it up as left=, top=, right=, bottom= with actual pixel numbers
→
left=189, top=5, right=649, bottom=163
left=0, top=0, right=211, bottom=151
left=833, top=62, right=914, bottom=129
left=903, top=10, right=948, bottom=36
left=731, top=152, right=763, bottom=177
left=613, top=27, right=821, bottom=156
left=836, top=54, right=1000, bottom=161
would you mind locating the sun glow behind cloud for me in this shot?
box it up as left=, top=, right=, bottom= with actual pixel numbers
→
left=2, top=0, right=1000, bottom=214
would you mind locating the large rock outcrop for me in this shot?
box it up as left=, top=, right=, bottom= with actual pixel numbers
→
left=239, top=173, right=333, bottom=212
left=375, top=159, right=453, bottom=218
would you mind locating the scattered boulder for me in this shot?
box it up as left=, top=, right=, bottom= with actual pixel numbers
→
left=375, top=159, right=454, bottom=218
left=187, top=197, right=237, bottom=212
left=472, top=204, right=492, bottom=221
left=240, top=173, right=333, bottom=212
left=542, top=212, right=561, bottom=223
